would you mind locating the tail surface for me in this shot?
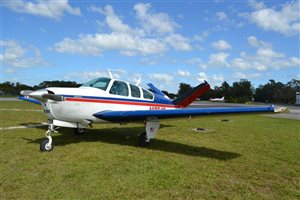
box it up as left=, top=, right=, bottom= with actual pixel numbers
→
left=173, top=81, right=210, bottom=108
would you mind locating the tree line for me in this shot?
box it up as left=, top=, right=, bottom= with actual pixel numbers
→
left=0, top=81, right=80, bottom=96
left=167, top=79, right=299, bottom=104
left=0, top=79, right=299, bottom=104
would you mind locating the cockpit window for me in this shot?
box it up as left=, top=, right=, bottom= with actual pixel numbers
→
left=81, top=78, right=111, bottom=91
left=142, top=89, right=153, bottom=100
left=130, top=84, right=141, bottom=98
left=109, top=81, right=129, bottom=96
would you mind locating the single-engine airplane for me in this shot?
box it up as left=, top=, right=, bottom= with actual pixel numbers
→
left=209, top=96, right=225, bottom=102
left=19, top=77, right=285, bottom=152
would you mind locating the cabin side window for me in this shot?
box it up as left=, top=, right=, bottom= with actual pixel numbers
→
left=130, top=84, right=141, bottom=98
left=109, top=81, right=129, bottom=96
left=142, top=89, right=153, bottom=100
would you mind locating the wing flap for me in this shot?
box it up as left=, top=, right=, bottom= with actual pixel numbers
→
left=93, top=106, right=275, bottom=122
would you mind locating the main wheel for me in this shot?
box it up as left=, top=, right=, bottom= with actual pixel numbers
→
left=139, top=132, right=150, bottom=147
left=40, top=139, right=54, bottom=152
left=74, top=128, right=86, bottom=135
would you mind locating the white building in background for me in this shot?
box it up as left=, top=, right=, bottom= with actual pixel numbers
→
left=296, top=92, right=300, bottom=105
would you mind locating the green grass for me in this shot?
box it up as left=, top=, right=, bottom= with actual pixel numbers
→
left=1, top=101, right=299, bottom=199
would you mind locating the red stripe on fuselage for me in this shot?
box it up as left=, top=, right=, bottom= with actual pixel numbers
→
left=65, top=97, right=177, bottom=108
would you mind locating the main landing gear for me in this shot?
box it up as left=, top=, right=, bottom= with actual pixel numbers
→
left=138, top=117, right=160, bottom=147
left=139, top=132, right=150, bottom=147
left=40, top=124, right=57, bottom=152
left=74, top=128, right=86, bottom=135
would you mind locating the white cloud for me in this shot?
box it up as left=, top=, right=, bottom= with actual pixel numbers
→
left=186, top=58, right=207, bottom=70
left=54, top=33, right=167, bottom=56
left=256, top=48, right=284, bottom=58
left=247, top=36, right=271, bottom=48
left=177, top=69, right=191, bottom=77
left=216, top=12, right=227, bottom=21
left=134, top=3, right=179, bottom=34
left=149, top=73, right=174, bottom=84
left=89, top=5, right=104, bottom=14
left=65, top=69, right=129, bottom=82
left=187, top=58, right=202, bottom=65
left=211, top=74, right=224, bottom=85
left=100, top=5, right=134, bottom=34
left=195, top=72, right=208, bottom=82
left=272, top=57, right=300, bottom=70
left=208, top=52, right=230, bottom=67
left=212, top=40, right=232, bottom=50
left=231, top=37, right=299, bottom=71
left=141, top=57, right=157, bottom=66
left=193, top=30, right=210, bottom=42
left=233, top=72, right=262, bottom=80
left=53, top=3, right=190, bottom=56
left=249, top=1, right=300, bottom=36
left=165, top=34, right=192, bottom=51
left=233, top=72, right=247, bottom=79
left=249, top=0, right=266, bottom=10
left=231, top=58, right=252, bottom=70
left=3, top=0, right=81, bottom=19
left=0, top=40, right=47, bottom=68
left=79, top=71, right=108, bottom=80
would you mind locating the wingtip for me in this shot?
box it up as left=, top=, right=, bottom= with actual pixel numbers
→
left=274, top=107, right=289, bottom=113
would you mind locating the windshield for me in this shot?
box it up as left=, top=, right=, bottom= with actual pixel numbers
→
left=80, top=78, right=111, bottom=91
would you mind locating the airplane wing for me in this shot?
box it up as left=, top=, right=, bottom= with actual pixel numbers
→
left=93, top=106, right=278, bottom=122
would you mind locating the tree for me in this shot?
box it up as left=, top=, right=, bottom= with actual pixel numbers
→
left=214, top=81, right=233, bottom=101
left=36, top=80, right=81, bottom=88
left=177, top=83, right=192, bottom=96
left=231, top=79, right=253, bottom=103
left=254, top=79, right=297, bottom=104
left=287, top=79, right=300, bottom=91
left=162, top=90, right=176, bottom=99
left=0, top=82, right=18, bottom=95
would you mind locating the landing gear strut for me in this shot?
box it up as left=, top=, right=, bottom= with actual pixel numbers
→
left=74, top=128, right=86, bottom=135
left=139, top=132, right=150, bottom=147
left=138, top=117, right=160, bottom=147
left=40, top=124, right=57, bottom=152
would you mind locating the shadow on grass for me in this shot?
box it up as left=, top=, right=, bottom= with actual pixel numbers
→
left=22, top=124, right=240, bottom=160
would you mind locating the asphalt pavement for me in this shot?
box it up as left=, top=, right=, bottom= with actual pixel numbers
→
left=0, top=98, right=19, bottom=101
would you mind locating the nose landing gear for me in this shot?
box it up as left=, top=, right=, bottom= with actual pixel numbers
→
left=40, top=124, right=58, bottom=152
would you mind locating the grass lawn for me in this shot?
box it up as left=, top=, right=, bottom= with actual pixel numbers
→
left=1, top=101, right=299, bottom=199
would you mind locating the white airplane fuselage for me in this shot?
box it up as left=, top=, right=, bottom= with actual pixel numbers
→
left=29, top=80, right=176, bottom=129
left=209, top=96, right=225, bottom=102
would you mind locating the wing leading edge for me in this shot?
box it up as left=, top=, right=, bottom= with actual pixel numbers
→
left=93, top=106, right=275, bottom=122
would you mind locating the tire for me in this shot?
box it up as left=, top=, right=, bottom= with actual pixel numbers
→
left=74, top=128, right=86, bottom=135
left=40, top=139, right=54, bottom=152
left=139, top=132, right=150, bottom=147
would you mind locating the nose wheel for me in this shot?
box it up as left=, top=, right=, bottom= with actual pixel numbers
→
left=40, top=124, right=57, bottom=152
left=40, top=139, right=54, bottom=151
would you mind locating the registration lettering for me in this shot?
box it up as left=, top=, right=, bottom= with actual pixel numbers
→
left=150, top=106, right=166, bottom=110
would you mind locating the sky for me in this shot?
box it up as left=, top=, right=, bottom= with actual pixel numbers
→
left=1, top=0, right=300, bottom=93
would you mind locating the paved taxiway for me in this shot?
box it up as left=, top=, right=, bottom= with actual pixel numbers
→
left=0, top=98, right=19, bottom=101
